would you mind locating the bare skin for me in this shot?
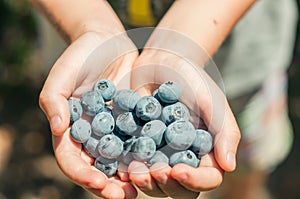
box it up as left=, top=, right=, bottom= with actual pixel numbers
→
left=30, top=0, right=256, bottom=198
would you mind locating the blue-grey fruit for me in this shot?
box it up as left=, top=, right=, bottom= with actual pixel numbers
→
left=68, top=98, right=83, bottom=122
left=70, top=119, right=92, bottom=143
left=169, top=150, right=200, bottom=168
left=94, top=79, right=116, bottom=102
left=80, top=90, right=105, bottom=116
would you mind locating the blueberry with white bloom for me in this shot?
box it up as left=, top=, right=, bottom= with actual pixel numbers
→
left=158, top=81, right=182, bottom=104
left=113, top=89, right=141, bottom=111
left=131, top=137, right=156, bottom=161
left=70, top=119, right=92, bottom=143
left=141, top=120, right=166, bottom=146
left=135, top=96, right=162, bottom=121
left=92, top=112, right=115, bottom=137
left=169, top=150, right=200, bottom=168
left=165, top=120, right=196, bottom=150
left=83, top=135, right=100, bottom=158
left=115, top=112, right=138, bottom=136
left=191, top=129, right=213, bottom=157
left=94, top=79, right=116, bottom=102
left=68, top=98, right=83, bottom=122
left=97, top=134, right=123, bottom=159
left=161, top=102, right=190, bottom=125
left=80, top=90, right=104, bottom=116
left=94, top=156, right=118, bottom=177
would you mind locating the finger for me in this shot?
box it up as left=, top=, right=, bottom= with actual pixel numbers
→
left=39, top=35, right=96, bottom=136
left=171, top=154, right=224, bottom=192
left=117, top=162, right=130, bottom=182
left=128, top=161, right=166, bottom=197
left=212, top=104, right=241, bottom=172
left=189, top=67, right=241, bottom=172
left=52, top=130, right=108, bottom=189
left=150, top=162, right=199, bottom=199
left=110, top=177, right=138, bottom=199
left=85, top=182, right=125, bottom=199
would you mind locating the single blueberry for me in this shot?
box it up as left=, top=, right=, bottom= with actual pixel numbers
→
left=115, top=112, right=138, bottom=136
left=135, top=96, right=162, bottom=121
left=94, top=156, right=118, bottom=177
left=97, top=134, right=123, bottom=159
left=80, top=90, right=105, bottom=116
left=83, top=135, right=100, bottom=158
left=68, top=98, right=83, bottom=122
left=191, top=129, right=213, bottom=157
left=169, top=150, right=200, bottom=168
left=140, top=120, right=166, bottom=146
left=165, top=120, right=196, bottom=150
left=161, top=102, right=190, bottom=125
left=147, top=151, right=169, bottom=167
left=92, top=112, right=115, bottom=137
left=113, top=89, right=141, bottom=111
left=94, top=79, right=116, bottom=102
left=158, top=81, right=182, bottom=104
left=131, top=137, right=156, bottom=162
left=70, top=119, right=91, bottom=143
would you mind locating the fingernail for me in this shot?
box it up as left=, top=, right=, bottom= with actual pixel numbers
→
left=50, top=115, right=62, bottom=132
left=226, top=152, right=236, bottom=170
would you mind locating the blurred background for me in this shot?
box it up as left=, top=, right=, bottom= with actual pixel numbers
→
left=0, top=1, right=300, bottom=199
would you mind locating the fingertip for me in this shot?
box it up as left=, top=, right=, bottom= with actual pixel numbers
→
left=82, top=169, right=108, bottom=189
left=170, top=164, right=189, bottom=183
left=101, top=182, right=126, bottom=199
left=50, top=115, right=66, bottom=136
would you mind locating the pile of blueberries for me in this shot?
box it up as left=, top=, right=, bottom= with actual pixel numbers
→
left=68, top=79, right=213, bottom=177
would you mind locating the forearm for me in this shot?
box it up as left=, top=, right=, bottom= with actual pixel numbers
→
left=29, top=0, right=125, bottom=43
left=143, top=0, right=256, bottom=65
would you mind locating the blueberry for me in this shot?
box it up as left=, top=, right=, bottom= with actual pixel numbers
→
left=83, top=135, right=100, bottom=158
left=94, top=79, right=116, bottom=102
left=161, top=102, right=190, bottom=125
left=158, top=81, right=182, bottom=104
left=97, top=134, right=123, bottom=159
left=113, top=89, right=141, bottom=111
left=94, top=156, right=118, bottom=177
left=68, top=98, right=83, bottom=122
left=115, top=112, right=138, bottom=136
left=70, top=119, right=91, bottom=143
left=165, top=120, right=196, bottom=150
left=141, top=120, right=166, bottom=146
left=131, top=137, right=156, bottom=162
left=135, top=96, right=162, bottom=121
left=147, top=151, right=169, bottom=167
left=191, top=129, right=213, bottom=157
left=80, top=90, right=105, bottom=116
left=92, top=112, right=115, bottom=137
left=169, top=150, right=200, bottom=168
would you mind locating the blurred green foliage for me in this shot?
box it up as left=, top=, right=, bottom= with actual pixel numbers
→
left=0, top=0, right=37, bottom=84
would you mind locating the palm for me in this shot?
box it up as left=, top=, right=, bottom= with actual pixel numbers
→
left=47, top=33, right=139, bottom=199
left=125, top=50, right=231, bottom=198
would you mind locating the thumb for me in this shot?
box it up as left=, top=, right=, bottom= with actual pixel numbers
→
left=39, top=87, right=70, bottom=136
left=213, top=105, right=241, bottom=172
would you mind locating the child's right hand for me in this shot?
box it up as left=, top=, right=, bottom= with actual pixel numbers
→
left=39, top=31, right=139, bottom=199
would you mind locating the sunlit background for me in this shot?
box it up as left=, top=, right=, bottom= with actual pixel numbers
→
left=0, top=1, right=300, bottom=199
